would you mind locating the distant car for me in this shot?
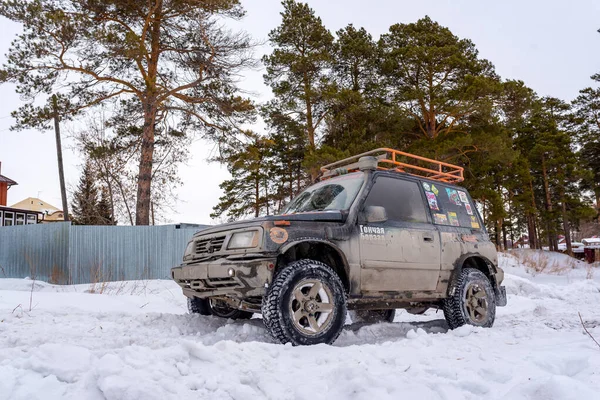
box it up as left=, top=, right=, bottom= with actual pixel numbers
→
left=172, top=149, right=507, bottom=345
left=557, top=242, right=585, bottom=256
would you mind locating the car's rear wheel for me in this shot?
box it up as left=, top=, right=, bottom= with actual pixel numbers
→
left=262, top=259, right=347, bottom=345
left=187, top=297, right=252, bottom=319
left=443, top=268, right=496, bottom=329
left=348, top=309, right=395, bottom=324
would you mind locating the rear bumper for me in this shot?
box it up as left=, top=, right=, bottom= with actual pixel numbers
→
left=171, top=257, right=276, bottom=299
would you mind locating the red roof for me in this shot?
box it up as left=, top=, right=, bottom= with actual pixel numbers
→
left=0, top=174, right=17, bottom=186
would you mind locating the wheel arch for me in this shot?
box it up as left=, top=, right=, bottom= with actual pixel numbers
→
left=447, top=253, right=498, bottom=296
left=277, top=239, right=351, bottom=293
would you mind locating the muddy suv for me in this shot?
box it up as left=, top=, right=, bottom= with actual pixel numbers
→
left=172, top=149, right=507, bottom=345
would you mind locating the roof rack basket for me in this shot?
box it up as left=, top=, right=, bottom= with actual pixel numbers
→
left=320, top=148, right=464, bottom=183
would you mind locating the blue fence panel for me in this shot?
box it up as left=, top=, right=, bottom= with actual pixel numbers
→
left=0, top=223, right=206, bottom=284
left=0, top=223, right=70, bottom=282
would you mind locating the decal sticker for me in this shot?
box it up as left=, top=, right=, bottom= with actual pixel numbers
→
left=359, top=225, right=386, bottom=241
left=462, top=234, right=478, bottom=243
left=269, top=227, right=289, bottom=244
left=433, top=213, right=448, bottom=225
left=422, top=182, right=431, bottom=191
left=465, top=203, right=474, bottom=215
left=448, top=211, right=460, bottom=227
left=431, top=184, right=439, bottom=196
left=470, top=216, right=480, bottom=229
left=426, top=191, right=439, bottom=211
left=441, top=232, right=457, bottom=241
left=458, top=190, right=469, bottom=203
left=445, top=188, right=462, bottom=206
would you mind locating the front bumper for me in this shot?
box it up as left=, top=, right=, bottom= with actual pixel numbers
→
left=171, top=257, right=276, bottom=299
left=494, top=266, right=507, bottom=307
left=495, top=286, right=507, bottom=307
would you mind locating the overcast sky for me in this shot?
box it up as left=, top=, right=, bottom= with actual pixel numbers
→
left=1, top=0, right=599, bottom=225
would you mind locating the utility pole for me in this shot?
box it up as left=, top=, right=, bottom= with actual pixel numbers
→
left=52, top=94, right=69, bottom=222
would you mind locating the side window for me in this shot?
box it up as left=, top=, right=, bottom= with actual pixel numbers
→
left=421, top=182, right=481, bottom=229
left=364, top=177, right=428, bottom=223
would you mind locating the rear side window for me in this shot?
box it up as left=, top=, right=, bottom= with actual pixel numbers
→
left=421, top=182, right=481, bottom=229
left=364, top=177, right=428, bottom=223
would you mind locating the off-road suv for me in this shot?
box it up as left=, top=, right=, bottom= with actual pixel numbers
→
left=172, top=149, right=507, bottom=345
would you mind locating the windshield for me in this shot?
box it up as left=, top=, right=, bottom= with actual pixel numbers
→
left=282, top=174, right=364, bottom=214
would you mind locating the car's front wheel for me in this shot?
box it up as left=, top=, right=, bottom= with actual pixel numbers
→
left=187, top=297, right=252, bottom=319
left=443, top=268, right=496, bottom=329
left=262, top=259, right=347, bottom=345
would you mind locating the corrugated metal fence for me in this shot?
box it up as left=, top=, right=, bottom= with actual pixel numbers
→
left=0, top=223, right=207, bottom=284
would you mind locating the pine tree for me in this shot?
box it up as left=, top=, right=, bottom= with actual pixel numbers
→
left=263, top=0, right=334, bottom=179
left=96, top=187, right=114, bottom=225
left=573, top=74, right=600, bottom=219
left=211, top=136, right=273, bottom=221
left=378, top=17, right=501, bottom=145
left=71, top=162, right=100, bottom=226
left=0, top=0, right=256, bottom=225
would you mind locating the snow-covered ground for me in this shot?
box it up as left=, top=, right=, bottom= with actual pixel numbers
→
left=1, top=252, right=599, bottom=400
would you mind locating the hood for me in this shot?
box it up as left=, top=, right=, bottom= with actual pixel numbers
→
left=193, top=211, right=346, bottom=237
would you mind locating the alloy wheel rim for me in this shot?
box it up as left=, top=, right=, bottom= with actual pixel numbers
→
left=464, top=283, right=488, bottom=323
left=289, top=279, right=335, bottom=335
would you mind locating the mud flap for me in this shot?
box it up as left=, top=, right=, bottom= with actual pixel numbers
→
left=496, top=286, right=507, bottom=307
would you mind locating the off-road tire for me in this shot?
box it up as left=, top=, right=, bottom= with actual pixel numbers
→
left=188, top=297, right=252, bottom=319
left=443, top=268, right=496, bottom=329
left=349, top=309, right=395, bottom=324
left=187, top=297, right=211, bottom=315
left=262, top=259, right=347, bottom=346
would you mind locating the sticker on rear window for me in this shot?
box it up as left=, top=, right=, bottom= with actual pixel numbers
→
left=448, top=212, right=459, bottom=227
left=458, top=190, right=468, bottom=203
left=465, top=203, right=474, bottom=215
left=445, top=188, right=462, bottom=206
left=425, top=191, right=439, bottom=211
left=433, top=213, right=448, bottom=225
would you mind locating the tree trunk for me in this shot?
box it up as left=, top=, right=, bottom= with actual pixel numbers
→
left=526, top=214, right=535, bottom=249
left=495, top=219, right=502, bottom=250
left=541, top=155, right=556, bottom=251
left=255, top=175, right=260, bottom=218
left=596, top=187, right=600, bottom=223
left=135, top=4, right=162, bottom=225
left=303, top=73, right=319, bottom=181
left=135, top=105, right=157, bottom=225
left=561, top=199, right=572, bottom=256
left=527, top=177, right=538, bottom=249
left=558, top=167, right=572, bottom=256
left=502, top=221, right=508, bottom=250
left=52, top=95, right=70, bottom=222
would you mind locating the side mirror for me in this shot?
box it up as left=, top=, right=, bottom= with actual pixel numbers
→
left=363, top=205, right=387, bottom=223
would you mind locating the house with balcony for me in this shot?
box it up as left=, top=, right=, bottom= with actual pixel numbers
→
left=0, top=162, right=41, bottom=226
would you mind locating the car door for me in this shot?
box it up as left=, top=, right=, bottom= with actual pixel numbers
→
left=358, top=175, right=441, bottom=292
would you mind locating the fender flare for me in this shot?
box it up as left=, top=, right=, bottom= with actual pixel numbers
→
left=447, top=253, right=499, bottom=295
left=277, top=238, right=351, bottom=289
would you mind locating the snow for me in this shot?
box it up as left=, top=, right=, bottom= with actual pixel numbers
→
left=1, top=252, right=600, bottom=400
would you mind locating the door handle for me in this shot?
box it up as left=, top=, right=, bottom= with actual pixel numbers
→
left=423, top=233, right=434, bottom=242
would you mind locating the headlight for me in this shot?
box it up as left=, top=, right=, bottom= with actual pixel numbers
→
left=228, top=231, right=259, bottom=249
left=183, top=241, right=195, bottom=261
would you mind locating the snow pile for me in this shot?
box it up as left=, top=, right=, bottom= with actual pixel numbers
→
left=1, top=252, right=600, bottom=399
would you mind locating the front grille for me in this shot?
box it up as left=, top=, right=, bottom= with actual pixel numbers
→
left=194, top=235, right=226, bottom=256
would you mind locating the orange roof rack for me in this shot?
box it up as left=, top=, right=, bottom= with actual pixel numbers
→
left=320, top=148, right=464, bottom=183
